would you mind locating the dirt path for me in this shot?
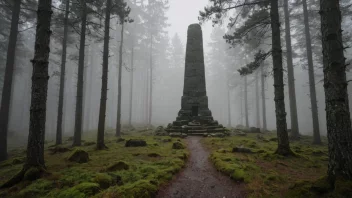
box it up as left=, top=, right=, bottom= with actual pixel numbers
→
left=157, top=136, right=245, bottom=198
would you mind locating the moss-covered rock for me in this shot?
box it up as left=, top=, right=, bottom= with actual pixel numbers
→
left=125, top=139, right=147, bottom=147
left=49, top=146, right=71, bottom=154
left=67, top=149, right=89, bottom=163
left=106, top=161, right=129, bottom=171
left=116, top=138, right=125, bottom=143
left=93, top=173, right=113, bottom=189
left=83, top=141, right=95, bottom=146
left=17, top=179, right=53, bottom=198
left=172, top=142, right=185, bottom=149
left=231, top=169, right=245, bottom=182
left=72, top=182, right=100, bottom=196
left=116, top=180, right=158, bottom=198
left=107, top=173, right=123, bottom=186
left=24, top=167, right=42, bottom=181
left=12, top=157, right=24, bottom=165
left=148, top=153, right=161, bottom=158
left=232, top=147, right=252, bottom=153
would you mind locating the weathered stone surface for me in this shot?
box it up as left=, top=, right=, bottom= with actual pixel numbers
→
left=166, top=24, right=226, bottom=135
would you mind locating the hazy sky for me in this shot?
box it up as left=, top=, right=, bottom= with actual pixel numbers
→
left=167, top=0, right=213, bottom=48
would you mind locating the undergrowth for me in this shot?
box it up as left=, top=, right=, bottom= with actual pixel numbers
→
left=0, top=127, right=188, bottom=198
left=202, top=132, right=331, bottom=198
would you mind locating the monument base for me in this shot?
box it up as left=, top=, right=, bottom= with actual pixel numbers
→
left=166, top=109, right=227, bottom=135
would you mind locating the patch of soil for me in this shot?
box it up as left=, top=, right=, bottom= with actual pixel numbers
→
left=157, top=136, right=245, bottom=198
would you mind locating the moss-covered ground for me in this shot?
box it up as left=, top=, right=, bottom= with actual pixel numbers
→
left=202, top=132, right=334, bottom=198
left=0, top=127, right=188, bottom=198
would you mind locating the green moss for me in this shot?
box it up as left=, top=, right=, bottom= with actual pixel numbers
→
left=287, top=180, right=314, bottom=198
left=106, top=161, right=129, bottom=171
left=1, top=133, right=187, bottom=198
left=72, top=182, right=100, bottom=196
left=231, top=169, right=246, bottom=182
left=49, top=188, right=86, bottom=198
left=93, top=173, right=113, bottom=189
left=116, top=180, right=158, bottom=198
left=16, top=179, right=53, bottom=198
left=334, top=177, right=352, bottom=196
left=24, top=167, right=41, bottom=181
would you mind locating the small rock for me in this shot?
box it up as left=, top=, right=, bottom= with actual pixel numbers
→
left=106, top=161, right=129, bottom=171
left=83, top=141, right=96, bottom=146
left=125, top=139, right=147, bottom=147
left=172, top=142, right=185, bottom=149
left=116, top=138, right=125, bottom=143
left=67, top=149, right=89, bottom=163
left=108, top=173, right=123, bottom=185
left=249, top=127, right=261, bottom=133
left=66, top=136, right=74, bottom=141
left=269, top=137, right=278, bottom=142
left=232, top=147, right=252, bottom=153
left=148, top=153, right=161, bottom=157
left=49, top=146, right=71, bottom=154
left=162, top=138, right=172, bottom=143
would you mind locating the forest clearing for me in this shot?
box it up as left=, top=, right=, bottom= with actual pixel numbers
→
left=0, top=128, right=347, bottom=198
left=0, top=0, right=352, bottom=197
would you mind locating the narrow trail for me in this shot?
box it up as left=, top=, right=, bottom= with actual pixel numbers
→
left=157, top=136, right=245, bottom=198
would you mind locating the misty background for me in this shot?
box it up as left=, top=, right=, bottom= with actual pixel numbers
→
left=2, top=0, right=352, bottom=146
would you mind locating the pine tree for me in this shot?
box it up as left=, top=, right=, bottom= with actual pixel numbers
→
left=0, top=0, right=21, bottom=162
left=320, top=0, right=352, bottom=181
left=0, top=0, right=53, bottom=188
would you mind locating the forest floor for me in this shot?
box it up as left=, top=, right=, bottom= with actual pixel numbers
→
left=202, top=132, right=352, bottom=198
left=0, top=127, right=188, bottom=198
left=1, top=128, right=351, bottom=198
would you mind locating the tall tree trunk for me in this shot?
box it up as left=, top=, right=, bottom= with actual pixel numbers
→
left=145, top=67, right=149, bottom=125
left=97, top=0, right=112, bottom=149
left=303, top=0, right=321, bottom=144
left=261, top=64, right=267, bottom=132
left=255, top=71, right=260, bottom=128
left=116, top=23, right=124, bottom=137
left=227, top=87, right=231, bottom=127
left=283, top=0, right=300, bottom=139
left=128, top=44, right=134, bottom=126
left=82, top=42, right=90, bottom=132
left=26, top=0, right=52, bottom=170
left=86, top=40, right=94, bottom=131
left=270, top=0, right=292, bottom=155
left=244, top=76, right=249, bottom=128
left=240, top=83, right=243, bottom=126
left=73, top=0, right=87, bottom=146
left=1, top=0, right=53, bottom=188
left=320, top=0, right=352, bottom=181
left=0, top=0, right=21, bottom=162
left=56, top=0, right=70, bottom=145
left=148, top=34, right=153, bottom=126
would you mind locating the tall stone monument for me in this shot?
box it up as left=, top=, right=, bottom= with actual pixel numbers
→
left=166, top=24, right=225, bottom=135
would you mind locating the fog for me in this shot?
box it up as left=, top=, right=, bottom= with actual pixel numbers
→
left=3, top=0, right=352, bottom=147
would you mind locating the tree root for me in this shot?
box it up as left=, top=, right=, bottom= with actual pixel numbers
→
left=0, top=166, right=47, bottom=189
left=275, top=147, right=296, bottom=157
left=97, top=144, right=108, bottom=150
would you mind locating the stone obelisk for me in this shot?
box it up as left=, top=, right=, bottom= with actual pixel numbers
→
left=168, top=24, right=224, bottom=133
